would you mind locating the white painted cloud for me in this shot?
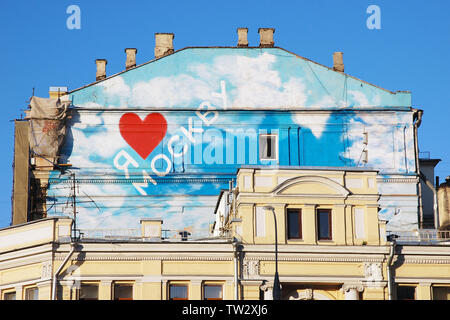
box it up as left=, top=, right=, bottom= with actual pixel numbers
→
left=342, top=113, right=412, bottom=171
left=130, top=74, right=212, bottom=108
left=101, top=76, right=131, bottom=101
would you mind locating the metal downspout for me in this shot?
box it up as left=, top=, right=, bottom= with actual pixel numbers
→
left=51, top=242, right=76, bottom=300
left=232, top=239, right=241, bottom=300
left=386, top=238, right=396, bottom=300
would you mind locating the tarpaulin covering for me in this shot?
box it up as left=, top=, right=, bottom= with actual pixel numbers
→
left=12, top=120, right=29, bottom=225
left=29, top=96, right=70, bottom=159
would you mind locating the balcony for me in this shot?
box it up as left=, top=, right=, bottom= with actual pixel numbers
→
left=387, top=230, right=450, bottom=245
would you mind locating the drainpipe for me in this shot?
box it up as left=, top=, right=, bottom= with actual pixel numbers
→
left=52, top=242, right=77, bottom=300
left=412, top=109, right=424, bottom=228
left=232, top=239, right=241, bottom=300
left=386, top=236, right=397, bottom=300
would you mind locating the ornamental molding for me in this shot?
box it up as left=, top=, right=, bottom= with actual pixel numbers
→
left=41, top=261, right=52, bottom=279
left=377, top=178, right=418, bottom=184
left=243, top=260, right=260, bottom=278
left=272, top=175, right=350, bottom=197
left=245, top=255, right=384, bottom=263
left=402, top=257, right=450, bottom=264
left=54, top=254, right=233, bottom=262
left=364, top=262, right=383, bottom=282
left=342, top=282, right=364, bottom=293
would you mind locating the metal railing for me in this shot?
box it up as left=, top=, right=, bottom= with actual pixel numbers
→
left=387, top=230, right=450, bottom=244
left=78, top=228, right=141, bottom=240
left=76, top=228, right=209, bottom=241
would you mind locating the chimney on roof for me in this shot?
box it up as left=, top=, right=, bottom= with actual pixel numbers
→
left=258, top=28, right=275, bottom=47
left=95, top=59, right=107, bottom=81
left=125, top=48, right=137, bottom=70
left=237, top=28, right=249, bottom=47
left=333, top=52, right=344, bottom=73
left=155, top=33, right=174, bottom=59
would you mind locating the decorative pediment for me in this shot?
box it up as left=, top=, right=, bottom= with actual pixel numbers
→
left=272, top=175, right=350, bottom=197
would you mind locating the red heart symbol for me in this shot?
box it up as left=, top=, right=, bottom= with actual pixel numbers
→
left=119, top=113, right=167, bottom=159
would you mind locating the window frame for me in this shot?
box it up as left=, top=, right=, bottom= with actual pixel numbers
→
left=203, top=284, right=223, bottom=301
left=113, top=282, right=134, bottom=301
left=2, top=289, right=16, bottom=300
left=286, top=208, right=302, bottom=240
left=169, top=283, right=189, bottom=300
left=396, top=285, right=416, bottom=300
left=24, top=286, right=39, bottom=300
left=259, top=133, right=278, bottom=161
left=317, top=208, right=332, bottom=241
left=432, top=285, right=450, bottom=300
left=79, top=282, right=99, bottom=301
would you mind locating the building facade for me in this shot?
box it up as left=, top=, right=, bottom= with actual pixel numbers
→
left=1, top=168, right=450, bottom=300
left=3, top=28, right=449, bottom=300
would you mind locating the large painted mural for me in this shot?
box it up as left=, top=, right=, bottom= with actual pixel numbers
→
left=46, top=48, right=418, bottom=236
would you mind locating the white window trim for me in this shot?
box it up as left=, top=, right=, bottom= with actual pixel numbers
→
left=259, top=133, right=278, bottom=161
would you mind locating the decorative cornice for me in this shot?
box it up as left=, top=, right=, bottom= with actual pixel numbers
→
left=245, top=255, right=384, bottom=263
left=55, top=255, right=233, bottom=262
left=377, top=178, right=418, bottom=184
left=402, top=257, right=450, bottom=264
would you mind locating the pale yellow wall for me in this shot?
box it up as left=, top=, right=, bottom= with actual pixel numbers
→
left=162, top=261, right=233, bottom=276
left=260, top=261, right=363, bottom=277
left=395, top=263, right=450, bottom=279
left=0, top=263, right=42, bottom=285
left=234, top=169, right=380, bottom=246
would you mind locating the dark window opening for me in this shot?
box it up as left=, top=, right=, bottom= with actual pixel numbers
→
left=259, top=134, right=278, bottom=161
left=397, top=286, right=416, bottom=300
left=114, top=283, right=133, bottom=300
left=317, top=209, right=332, bottom=240
left=287, top=209, right=302, bottom=239
left=79, top=284, right=99, bottom=301
left=3, top=292, right=16, bottom=300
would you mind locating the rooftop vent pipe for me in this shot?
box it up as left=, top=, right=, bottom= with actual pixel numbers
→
left=258, top=28, right=275, bottom=47
left=125, top=48, right=137, bottom=70
left=237, top=28, right=249, bottom=47
left=95, top=59, right=107, bottom=81
left=155, top=33, right=174, bottom=59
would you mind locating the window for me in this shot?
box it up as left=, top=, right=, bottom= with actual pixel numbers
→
left=433, top=286, right=450, bottom=300
left=203, top=285, right=223, bottom=300
left=3, top=291, right=16, bottom=300
left=259, top=134, right=278, bottom=161
left=114, top=283, right=133, bottom=300
left=317, top=209, right=332, bottom=240
left=25, top=287, right=39, bottom=300
left=79, top=283, right=99, bottom=300
left=169, top=284, right=188, bottom=300
left=287, top=209, right=302, bottom=239
left=397, top=286, right=416, bottom=300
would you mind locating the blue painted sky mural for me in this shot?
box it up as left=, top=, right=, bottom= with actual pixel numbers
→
left=44, top=48, right=418, bottom=235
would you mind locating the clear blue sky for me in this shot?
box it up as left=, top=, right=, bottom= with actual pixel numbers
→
left=0, top=0, right=448, bottom=228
